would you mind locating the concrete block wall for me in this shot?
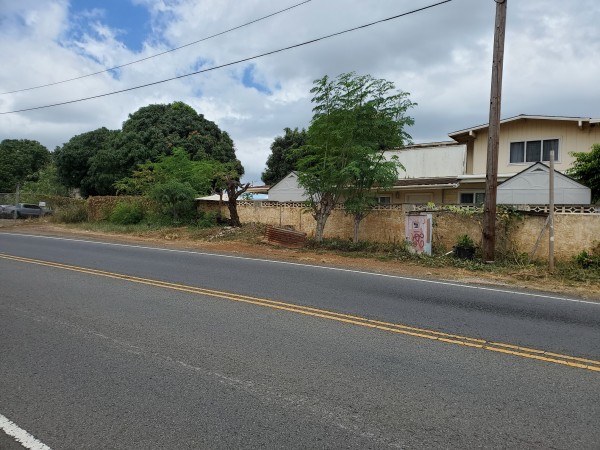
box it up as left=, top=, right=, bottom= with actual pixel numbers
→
left=200, top=201, right=600, bottom=260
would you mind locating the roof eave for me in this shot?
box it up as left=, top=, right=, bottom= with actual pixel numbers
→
left=449, top=114, right=598, bottom=140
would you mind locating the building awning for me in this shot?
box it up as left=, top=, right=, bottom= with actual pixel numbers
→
left=390, top=177, right=459, bottom=189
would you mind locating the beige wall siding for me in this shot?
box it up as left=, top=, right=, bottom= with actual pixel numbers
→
left=471, top=119, right=600, bottom=175
left=384, top=144, right=466, bottom=178
left=466, top=141, right=475, bottom=174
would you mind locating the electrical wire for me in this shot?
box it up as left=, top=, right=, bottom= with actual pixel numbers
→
left=0, top=0, right=453, bottom=115
left=0, top=0, right=312, bottom=96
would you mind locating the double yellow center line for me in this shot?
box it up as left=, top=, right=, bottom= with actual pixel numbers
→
left=2, top=252, right=599, bottom=373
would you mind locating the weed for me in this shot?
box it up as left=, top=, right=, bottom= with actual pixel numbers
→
left=51, top=203, right=88, bottom=223
left=109, top=202, right=144, bottom=225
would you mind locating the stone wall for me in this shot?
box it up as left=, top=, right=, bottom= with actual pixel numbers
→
left=201, top=201, right=599, bottom=260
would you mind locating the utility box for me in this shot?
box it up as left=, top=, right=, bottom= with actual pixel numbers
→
left=405, top=213, right=432, bottom=255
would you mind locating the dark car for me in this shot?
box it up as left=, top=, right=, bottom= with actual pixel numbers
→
left=2, top=203, right=51, bottom=218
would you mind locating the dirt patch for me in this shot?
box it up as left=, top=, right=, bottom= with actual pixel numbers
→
left=2, top=220, right=599, bottom=301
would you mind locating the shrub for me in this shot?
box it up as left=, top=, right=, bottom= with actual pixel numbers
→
left=574, top=250, right=600, bottom=269
left=149, top=180, right=196, bottom=223
left=453, top=234, right=476, bottom=260
left=109, top=202, right=144, bottom=225
left=195, top=211, right=219, bottom=228
left=52, top=203, right=88, bottom=223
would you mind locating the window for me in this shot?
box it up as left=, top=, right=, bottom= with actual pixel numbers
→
left=405, top=193, right=433, bottom=204
left=460, top=192, right=485, bottom=204
left=376, top=196, right=391, bottom=205
left=510, top=139, right=559, bottom=163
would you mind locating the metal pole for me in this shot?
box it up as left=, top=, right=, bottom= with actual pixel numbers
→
left=482, top=0, right=507, bottom=262
left=13, top=183, right=20, bottom=221
left=549, top=150, right=555, bottom=273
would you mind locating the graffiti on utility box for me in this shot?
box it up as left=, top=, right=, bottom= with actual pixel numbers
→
left=405, top=213, right=432, bottom=255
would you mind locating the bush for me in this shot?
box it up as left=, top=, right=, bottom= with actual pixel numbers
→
left=453, top=234, right=476, bottom=260
left=574, top=250, right=600, bottom=269
left=52, top=203, right=88, bottom=223
left=195, top=211, right=219, bottom=228
left=149, top=180, right=197, bottom=223
left=109, top=202, right=144, bottom=225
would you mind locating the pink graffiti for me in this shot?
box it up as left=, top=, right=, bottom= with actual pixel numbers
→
left=411, top=231, right=425, bottom=251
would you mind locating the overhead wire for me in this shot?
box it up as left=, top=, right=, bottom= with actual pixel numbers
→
left=0, top=0, right=312, bottom=96
left=0, top=0, right=453, bottom=115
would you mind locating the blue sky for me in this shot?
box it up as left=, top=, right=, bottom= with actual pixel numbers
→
left=1, top=0, right=600, bottom=184
left=68, top=0, right=152, bottom=52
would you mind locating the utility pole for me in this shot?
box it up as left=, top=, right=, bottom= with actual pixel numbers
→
left=13, top=183, right=20, bottom=221
left=482, top=0, right=507, bottom=262
left=548, top=149, right=555, bottom=273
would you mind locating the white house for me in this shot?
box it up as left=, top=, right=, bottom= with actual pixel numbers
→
left=497, top=162, right=591, bottom=205
left=268, top=172, right=307, bottom=202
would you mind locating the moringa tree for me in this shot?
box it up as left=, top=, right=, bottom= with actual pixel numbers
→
left=297, top=72, right=415, bottom=242
left=343, top=150, right=403, bottom=243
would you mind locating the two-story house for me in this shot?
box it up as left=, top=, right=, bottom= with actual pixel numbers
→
left=267, top=115, right=598, bottom=206
left=380, top=115, right=597, bottom=205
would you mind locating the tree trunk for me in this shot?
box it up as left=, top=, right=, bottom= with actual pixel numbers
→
left=353, top=213, right=363, bottom=243
left=313, top=193, right=335, bottom=242
left=227, top=198, right=241, bottom=227
left=315, top=212, right=328, bottom=242
left=225, top=180, right=249, bottom=228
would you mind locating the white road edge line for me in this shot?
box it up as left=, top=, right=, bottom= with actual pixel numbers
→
left=3, top=232, right=599, bottom=306
left=0, top=414, right=52, bottom=450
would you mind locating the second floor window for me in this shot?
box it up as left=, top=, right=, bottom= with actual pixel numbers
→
left=510, top=139, right=559, bottom=163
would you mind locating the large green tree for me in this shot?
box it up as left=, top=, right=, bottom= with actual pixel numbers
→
left=568, top=143, right=600, bottom=203
left=21, top=163, right=70, bottom=197
left=297, top=72, right=415, bottom=241
left=122, top=101, right=240, bottom=167
left=0, top=139, right=50, bottom=192
left=54, top=127, right=119, bottom=196
left=55, top=102, right=243, bottom=197
left=115, top=147, right=217, bottom=196
left=261, top=127, right=307, bottom=185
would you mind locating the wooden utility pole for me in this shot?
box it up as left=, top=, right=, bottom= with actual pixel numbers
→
left=482, top=0, right=507, bottom=262
left=549, top=149, right=555, bottom=272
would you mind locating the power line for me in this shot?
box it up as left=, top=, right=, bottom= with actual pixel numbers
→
left=0, top=0, right=312, bottom=96
left=0, top=0, right=453, bottom=115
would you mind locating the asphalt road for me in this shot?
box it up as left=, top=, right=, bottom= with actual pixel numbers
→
left=0, top=232, right=599, bottom=449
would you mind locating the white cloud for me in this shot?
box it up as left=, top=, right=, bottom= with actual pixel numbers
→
left=1, top=0, right=599, bottom=183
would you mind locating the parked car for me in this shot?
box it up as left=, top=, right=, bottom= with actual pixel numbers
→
left=1, top=203, right=52, bottom=219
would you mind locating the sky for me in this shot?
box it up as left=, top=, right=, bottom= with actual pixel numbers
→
left=1, top=0, right=599, bottom=184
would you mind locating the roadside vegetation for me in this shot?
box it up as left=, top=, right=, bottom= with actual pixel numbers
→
left=1, top=74, right=598, bottom=296
left=4, top=213, right=598, bottom=294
